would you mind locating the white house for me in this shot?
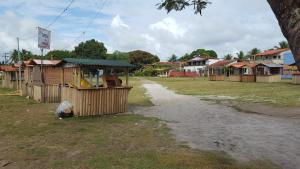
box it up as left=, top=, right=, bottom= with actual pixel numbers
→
left=183, top=56, right=220, bottom=76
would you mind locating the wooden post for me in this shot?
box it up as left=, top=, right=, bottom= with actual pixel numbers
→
left=125, top=68, right=129, bottom=87
left=89, top=71, right=92, bottom=85
left=96, top=70, right=99, bottom=88
left=61, top=68, right=64, bottom=85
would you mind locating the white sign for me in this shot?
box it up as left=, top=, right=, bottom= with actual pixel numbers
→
left=38, top=27, right=51, bottom=49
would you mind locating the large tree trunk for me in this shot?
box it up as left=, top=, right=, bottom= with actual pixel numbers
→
left=267, top=0, right=300, bottom=70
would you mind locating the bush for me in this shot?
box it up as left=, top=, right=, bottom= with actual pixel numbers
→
left=134, top=67, right=158, bottom=77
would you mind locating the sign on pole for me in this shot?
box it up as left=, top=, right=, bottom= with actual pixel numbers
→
left=38, top=27, right=51, bottom=49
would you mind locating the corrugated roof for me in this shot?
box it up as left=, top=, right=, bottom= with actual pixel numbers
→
left=257, top=63, right=283, bottom=68
left=188, top=57, right=208, bottom=62
left=63, top=58, right=135, bottom=68
left=0, top=65, right=17, bottom=72
left=33, top=59, right=62, bottom=65
left=255, top=48, right=289, bottom=57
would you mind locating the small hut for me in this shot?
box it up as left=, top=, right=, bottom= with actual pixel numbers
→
left=292, top=73, right=300, bottom=84
left=227, top=62, right=256, bottom=82
left=255, top=63, right=283, bottom=83
left=22, top=59, right=64, bottom=102
left=0, top=65, right=21, bottom=89
left=208, top=60, right=233, bottom=81
left=241, top=63, right=257, bottom=82
left=227, top=62, right=245, bottom=82
left=60, top=58, right=135, bottom=117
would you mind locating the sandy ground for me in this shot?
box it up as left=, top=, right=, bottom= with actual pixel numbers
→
left=133, top=81, right=300, bottom=169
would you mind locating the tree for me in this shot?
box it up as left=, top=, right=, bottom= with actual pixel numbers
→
left=224, top=54, right=232, bottom=60
left=168, top=54, right=178, bottom=62
left=247, top=48, right=261, bottom=60
left=73, top=39, right=107, bottom=59
left=157, top=0, right=300, bottom=70
left=178, top=53, right=193, bottom=61
left=189, top=48, right=217, bottom=58
left=11, top=49, right=33, bottom=63
left=274, top=41, right=289, bottom=49
left=236, top=51, right=245, bottom=60
left=106, top=51, right=129, bottom=60
left=128, top=50, right=160, bottom=69
left=45, top=50, right=73, bottom=60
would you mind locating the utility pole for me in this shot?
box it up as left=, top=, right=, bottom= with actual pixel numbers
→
left=17, top=37, right=22, bottom=91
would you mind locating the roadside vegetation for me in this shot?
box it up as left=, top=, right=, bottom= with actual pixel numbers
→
left=0, top=79, right=279, bottom=169
left=149, top=77, right=300, bottom=107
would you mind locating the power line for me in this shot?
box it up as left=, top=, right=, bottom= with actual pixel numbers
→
left=46, top=0, right=75, bottom=29
left=19, top=0, right=76, bottom=41
left=62, top=0, right=108, bottom=50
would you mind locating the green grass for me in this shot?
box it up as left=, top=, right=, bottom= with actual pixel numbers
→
left=148, top=77, right=300, bottom=107
left=0, top=80, right=280, bottom=169
left=128, top=77, right=153, bottom=106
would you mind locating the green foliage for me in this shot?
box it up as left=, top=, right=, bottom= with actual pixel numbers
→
left=224, top=54, right=232, bottom=60
left=247, top=48, right=261, bottom=60
left=237, top=51, right=245, bottom=60
left=45, top=50, right=73, bottom=59
left=135, top=67, right=158, bottom=77
left=128, top=50, right=160, bottom=69
left=11, top=49, right=33, bottom=63
left=275, top=41, right=289, bottom=49
left=73, top=39, right=107, bottom=59
left=157, top=0, right=211, bottom=15
left=168, top=54, right=178, bottom=62
left=178, top=48, right=218, bottom=61
left=106, top=50, right=129, bottom=61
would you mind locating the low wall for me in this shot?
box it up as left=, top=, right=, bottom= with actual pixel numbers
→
left=292, top=74, right=300, bottom=84
left=32, top=85, right=61, bottom=103
left=209, top=75, right=224, bottom=81
left=2, top=80, right=17, bottom=89
left=241, top=75, right=256, bottom=82
left=229, top=75, right=241, bottom=82
left=256, top=75, right=281, bottom=83
left=169, top=71, right=199, bottom=78
left=61, top=87, right=132, bottom=116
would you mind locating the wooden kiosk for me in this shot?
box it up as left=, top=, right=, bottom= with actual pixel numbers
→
left=208, top=60, right=232, bottom=81
left=61, top=58, right=134, bottom=117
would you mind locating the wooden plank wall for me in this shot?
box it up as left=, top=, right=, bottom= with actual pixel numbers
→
left=43, top=67, right=63, bottom=85
left=43, top=85, right=61, bottom=103
left=63, top=67, right=79, bottom=85
left=229, top=75, right=242, bottom=82
left=209, top=75, right=225, bottom=81
left=293, top=75, right=300, bottom=84
left=241, top=75, right=256, bottom=82
left=61, top=87, right=131, bottom=116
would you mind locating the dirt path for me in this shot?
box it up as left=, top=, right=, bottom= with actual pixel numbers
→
left=133, top=81, right=300, bottom=169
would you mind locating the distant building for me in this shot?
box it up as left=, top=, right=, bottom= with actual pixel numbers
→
left=253, top=48, right=290, bottom=64
left=183, top=56, right=219, bottom=76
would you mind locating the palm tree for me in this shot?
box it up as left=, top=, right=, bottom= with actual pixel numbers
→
left=274, top=41, right=289, bottom=49
left=247, top=48, right=261, bottom=60
left=224, top=54, right=232, bottom=60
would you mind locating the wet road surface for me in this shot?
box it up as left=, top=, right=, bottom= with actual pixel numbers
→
left=134, top=82, right=300, bottom=169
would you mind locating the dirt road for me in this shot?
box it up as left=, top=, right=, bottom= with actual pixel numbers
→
left=133, top=81, right=300, bottom=169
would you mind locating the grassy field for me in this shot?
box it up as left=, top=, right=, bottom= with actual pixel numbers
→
left=0, top=82, right=279, bottom=169
left=148, top=77, right=300, bottom=107
left=128, top=77, right=153, bottom=106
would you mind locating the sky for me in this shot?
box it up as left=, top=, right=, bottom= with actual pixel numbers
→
left=0, top=0, right=286, bottom=61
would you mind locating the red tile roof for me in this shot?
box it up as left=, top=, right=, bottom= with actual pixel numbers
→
left=0, top=65, right=17, bottom=72
left=228, top=62, right=257, bottom=68
left=209, top=60, right=232, bottom=68
left=255, top=48, right=289, bottom=57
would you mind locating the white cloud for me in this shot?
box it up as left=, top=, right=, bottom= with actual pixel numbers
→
left=150, top=17, right=187, bottom=39
left=111, top=15, right=130, bottom=29
left=0, top=0, right=287, bottom=61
